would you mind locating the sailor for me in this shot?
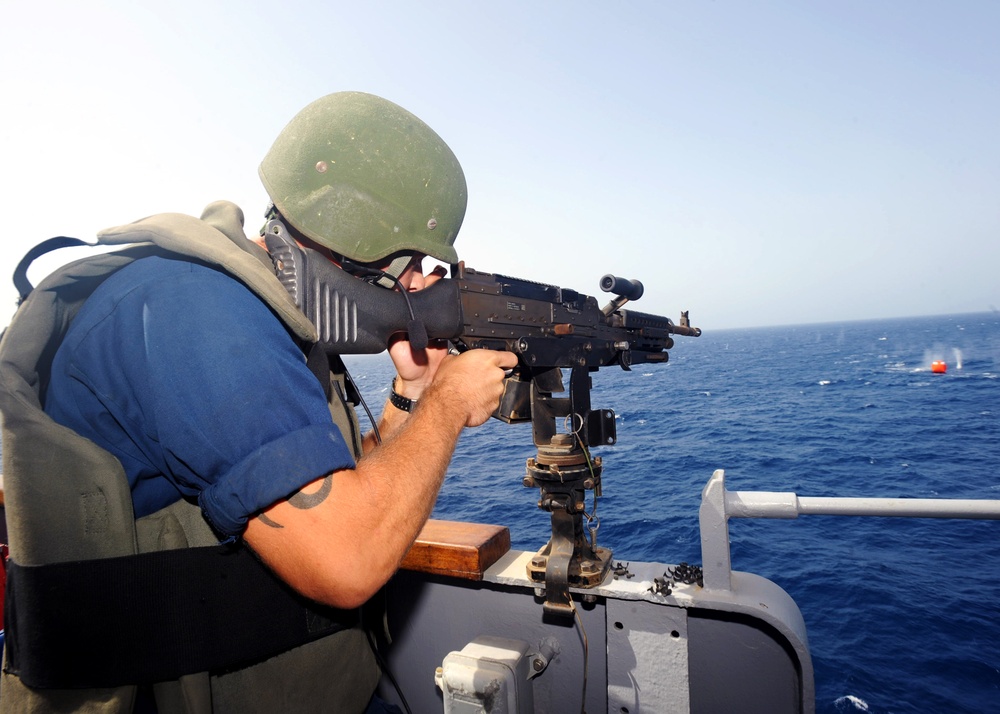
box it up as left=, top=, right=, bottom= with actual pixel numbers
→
left=0, top=92, right=516, bottom=712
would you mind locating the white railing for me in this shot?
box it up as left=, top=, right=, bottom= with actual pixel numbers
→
left=699, top=469, right=1000, bottom=592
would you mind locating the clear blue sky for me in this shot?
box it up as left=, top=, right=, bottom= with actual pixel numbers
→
left=2, top=1, right=997, bottom=330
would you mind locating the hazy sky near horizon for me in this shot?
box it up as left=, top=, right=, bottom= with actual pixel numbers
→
left=2, top=1, right=998, bottom=331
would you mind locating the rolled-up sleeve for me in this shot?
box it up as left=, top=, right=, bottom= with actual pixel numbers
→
left=200, top=424, right=353, bottom=535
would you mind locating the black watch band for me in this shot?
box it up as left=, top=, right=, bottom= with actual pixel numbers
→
left=389, top=379, right=416, bottom=412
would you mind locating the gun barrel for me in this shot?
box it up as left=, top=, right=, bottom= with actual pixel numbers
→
left=617, top=308, right=701, bottom=340
left=671, top=324, right=702, bottom=337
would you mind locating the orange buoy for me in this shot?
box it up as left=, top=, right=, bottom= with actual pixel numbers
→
left=931, top=360, right=947, bottom=374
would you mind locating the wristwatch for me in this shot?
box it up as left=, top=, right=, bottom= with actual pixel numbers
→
left=389, top=378, right=416, bottom=412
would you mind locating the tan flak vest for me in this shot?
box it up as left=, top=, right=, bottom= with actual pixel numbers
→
left=0, top=201, right=377, bottom=713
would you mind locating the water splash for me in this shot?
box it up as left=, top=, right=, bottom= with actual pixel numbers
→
left=834, top=694, right=870, bottom=711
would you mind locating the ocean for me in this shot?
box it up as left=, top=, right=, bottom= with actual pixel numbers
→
left=346, top=311, right=1000, bottom=714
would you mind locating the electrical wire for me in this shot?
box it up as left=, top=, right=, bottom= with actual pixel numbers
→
left=569, top=420, right=602, bottom=550
left=343, top=363, right=413, bottom=712
left=337, top=256, right=419, bottom=448
left=365, top=628, right=414, bottom=714
left=340, top=258, right=421, bottom=325
left=562, top=414, right=595, bottom=713
left=570, top=597, right=590, bottom=714
left=343, top=365, right=381, bottom=446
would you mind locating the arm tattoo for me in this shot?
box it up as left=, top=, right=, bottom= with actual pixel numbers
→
left=288, top=474, right=334, bottom=509
left=258, top=512, right=283, bottom=529
left=257, top=475, right=334, bottom=529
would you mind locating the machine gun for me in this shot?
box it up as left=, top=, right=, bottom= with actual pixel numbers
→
left=266, top=226, right=702, bottom=617
left=446, top=265, right=700, bottom=617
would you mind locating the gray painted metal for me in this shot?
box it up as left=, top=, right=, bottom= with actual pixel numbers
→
left=607, top=598, right=689, bottom=712
left=688, top=612, right=804, bottom=714
left=379, top=547, right=812, bottom=713
left=380, top=570, right=605, bottom=713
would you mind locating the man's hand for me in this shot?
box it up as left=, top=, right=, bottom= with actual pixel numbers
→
left=388, top=264, right=450, bottom=400
left=422, top=349, right=518, bottom=427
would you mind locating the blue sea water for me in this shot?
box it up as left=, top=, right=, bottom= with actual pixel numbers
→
left=346, top=311, right=1000, bottom=713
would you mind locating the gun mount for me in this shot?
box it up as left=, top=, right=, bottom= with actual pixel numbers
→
left=520, top=366, right=615, bottom=619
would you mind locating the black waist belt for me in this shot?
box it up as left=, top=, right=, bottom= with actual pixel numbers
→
left=3, top=543, right=357, bottom=689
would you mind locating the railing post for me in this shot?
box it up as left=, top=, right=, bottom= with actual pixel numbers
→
left=699, top=469, right=733, bottom=592
left=698, top=470, right=1000, bottom=597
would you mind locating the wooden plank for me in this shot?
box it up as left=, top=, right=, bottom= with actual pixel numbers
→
left=401, top=519, right=511, bottom=581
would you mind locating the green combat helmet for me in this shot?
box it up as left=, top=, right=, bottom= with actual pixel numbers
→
left=259, top=91, right=467, bottom=267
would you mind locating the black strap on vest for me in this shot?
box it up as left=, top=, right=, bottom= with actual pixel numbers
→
left=306, top=343, right=362, bottom=405
left=12, top=236, right=93, bottom=302
left=306, top=342, right=334, bottom=401
left=306, top=343, right=366, bottom=453
left=3, top=543, right=357, bottom=689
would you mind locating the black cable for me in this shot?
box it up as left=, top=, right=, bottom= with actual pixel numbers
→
left=342, top=364, right=381, bottom=446
left=339, top=258, right=418, bottom=321
left=342, top=367, right=413, bottom=713
left=365, top=628, right=413, bottom=714
left=339, top=269, right=426, bottom=713
left=340, top=258, right=430, bottom=351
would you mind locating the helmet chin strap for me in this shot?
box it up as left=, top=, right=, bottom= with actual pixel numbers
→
left=377, top=255, right=413, bottom=290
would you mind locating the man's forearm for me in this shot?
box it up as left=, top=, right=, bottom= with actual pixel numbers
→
left=245, top=375, right=466, bottom=608
left=245, top=349, right=515, bottom=609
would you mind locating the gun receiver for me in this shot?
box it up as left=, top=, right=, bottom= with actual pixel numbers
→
left=449, top=262, right=699, bottom=375
left=265, top=229, right=701, bottom=617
